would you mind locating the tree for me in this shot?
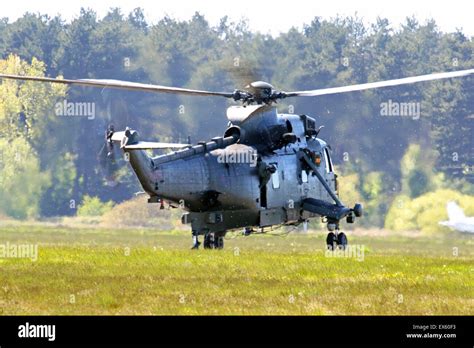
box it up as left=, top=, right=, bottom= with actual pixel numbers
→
left=0, top=137, right=50, bottom=219
left=0, top=55, right=66, bottom=218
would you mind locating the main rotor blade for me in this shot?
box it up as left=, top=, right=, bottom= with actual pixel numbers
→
left=0, top=74, right=235, bottom=98
left=286, top=69, right=474, bottom=97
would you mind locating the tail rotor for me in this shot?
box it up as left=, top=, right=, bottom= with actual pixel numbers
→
left=97, top=124, right=120, bottom=187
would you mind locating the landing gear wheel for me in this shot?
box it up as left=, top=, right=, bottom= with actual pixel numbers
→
left=326, top=232, right=336, bottom=251
left=214, top=235, right=224, bottom=249
left=191, top=231, right=200, bottom=250
left=337, top=232, right=348, bottom=250
left=203, top=234, right=213, bottom=249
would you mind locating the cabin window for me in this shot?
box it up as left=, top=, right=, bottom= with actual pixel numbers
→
left=271, top=164, right=280, bottom=189
left=324, top=148, right=334, bottom=173
left=301, top=170, right=308, bottom=183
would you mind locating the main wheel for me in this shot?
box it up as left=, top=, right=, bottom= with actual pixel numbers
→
left=326, top=232, right=336, bottom=251
left=203, top=233, right=213, bottom=249
left=214, top=235, right=224, bottom=249
left=337, top=232, right=348, bottom=250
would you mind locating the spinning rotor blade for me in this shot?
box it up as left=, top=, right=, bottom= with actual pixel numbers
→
left=0, top=74, right=235, bottom=98
left=2, top=68, right=473, bottom=105
left=285, top=69, right=474, bottom=97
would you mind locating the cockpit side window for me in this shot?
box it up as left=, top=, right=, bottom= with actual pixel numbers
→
left=323, top=148, right=333, bottom=173
left=271, top=163, right=280, bottom=189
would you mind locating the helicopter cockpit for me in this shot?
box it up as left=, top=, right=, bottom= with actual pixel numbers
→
left=304, top=139, right=334, bottom=171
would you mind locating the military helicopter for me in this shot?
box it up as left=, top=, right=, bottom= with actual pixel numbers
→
left=1, top=68, right=473, bottom=249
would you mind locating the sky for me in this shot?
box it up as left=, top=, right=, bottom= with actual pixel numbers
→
left=1, top=0, right=473, bottom=37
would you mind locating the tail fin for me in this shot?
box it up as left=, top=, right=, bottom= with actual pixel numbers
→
left=447, top=201, right=465, bottom=221
left=107, top=127, right=190, bottom=195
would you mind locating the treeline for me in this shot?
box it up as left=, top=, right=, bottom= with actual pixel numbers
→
left=0, top=8, right=472, bottom=227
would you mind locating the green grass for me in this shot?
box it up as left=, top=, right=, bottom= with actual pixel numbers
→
left=0, top=223, right=473, bottom=315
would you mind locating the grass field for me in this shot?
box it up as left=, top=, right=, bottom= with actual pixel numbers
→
left=0, top=222, right=473, bottom=315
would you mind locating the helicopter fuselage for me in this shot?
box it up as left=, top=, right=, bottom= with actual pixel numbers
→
left=122, top=105, right=351, bottom=237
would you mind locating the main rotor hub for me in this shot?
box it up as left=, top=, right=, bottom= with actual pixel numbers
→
left=232, top=81, right=287, bottom=105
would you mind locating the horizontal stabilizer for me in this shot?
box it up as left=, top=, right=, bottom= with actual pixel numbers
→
left=123, top=141, right=191, bottom=150
left=110, top=131, right=127, bottom=142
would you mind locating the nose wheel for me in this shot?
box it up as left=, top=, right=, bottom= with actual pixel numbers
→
left=326, top=231, right=348, bottom=250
